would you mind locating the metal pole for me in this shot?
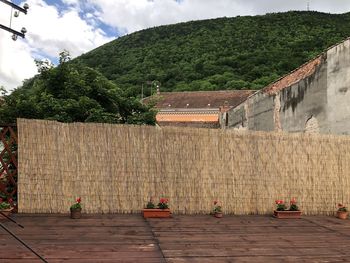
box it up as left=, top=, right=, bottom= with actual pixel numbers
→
left=0, top=24, right=25, bottom=38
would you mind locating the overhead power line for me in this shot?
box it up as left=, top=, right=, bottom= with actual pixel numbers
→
left=0, top=0, right=29, bottom=40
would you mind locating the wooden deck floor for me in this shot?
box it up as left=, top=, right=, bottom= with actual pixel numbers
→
left=1, top=214, right=350, bottom=262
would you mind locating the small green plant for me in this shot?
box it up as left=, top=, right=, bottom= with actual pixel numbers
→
left=338, top=203, right=348, bottom=212
left=146, top=197, right=156, bottom=209
left=70, top=197, right=82, bottom=210
left=289, top=198, right=299, bottom=211
left=275, top=200, right=287, bottom=211
left=275, top=198, right=300, bottom=211
left=158, top=198, right=169, bottom=209
left=212, top=200, right=222, bottom=213
left=0, top=197, right=12, bottom=210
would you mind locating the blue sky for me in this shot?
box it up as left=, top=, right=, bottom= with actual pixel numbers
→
left=1, top=0, right=350, bottom=90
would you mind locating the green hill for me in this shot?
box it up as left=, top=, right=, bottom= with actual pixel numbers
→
left=76, top=11, right=350, bottom=97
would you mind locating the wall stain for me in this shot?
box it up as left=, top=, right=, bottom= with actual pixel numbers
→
left=339, top=87, right=348, bottom=94
left=281, top=63, right=323, bottom=113
left=282, top=82, right=307, bottom=112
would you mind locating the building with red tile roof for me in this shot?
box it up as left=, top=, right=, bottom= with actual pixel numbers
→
left=143, top=90, right=254, bottom=128
left=226, top=37, right=350, bottom=135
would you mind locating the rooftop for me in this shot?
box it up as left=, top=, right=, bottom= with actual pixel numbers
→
left=262, top=38, right=350, bottom=96
left=263, top=56, right=322, bottom=95
left=143, top=90, right=255, bottom=109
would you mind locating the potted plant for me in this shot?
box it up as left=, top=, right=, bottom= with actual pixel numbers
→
left=337, top=203, right=348, bottom=219
left=70, top=197, right=82, bottom=219
left=143, top=197, right=171, bottom=218
left=146, top=197, right=156, bottom=209
left=212, top=200, right=223, bottom=218
left=273, top=198, right=302, bottom=219
left=0, top=197, right=13, bottom=218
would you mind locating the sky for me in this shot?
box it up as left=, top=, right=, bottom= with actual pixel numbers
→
left=0, top=0, right=350, bottom=91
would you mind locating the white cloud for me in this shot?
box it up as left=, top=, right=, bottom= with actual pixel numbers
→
left=61, top=0, right=80, bottom=6
left=0, top=3, right=36, bottom=90
left=87, top=0, right=350, bottom=34
left=21, top=0, right=113, bottom=57
left=87, top=0, right=253, bottom=33
left=248, top=0, right=350, bottom=14
left=1, top=0, right=350, bottom=90
left=0, top=30, right=37, bottom=90
left=0, top=0, right=113, bottom=90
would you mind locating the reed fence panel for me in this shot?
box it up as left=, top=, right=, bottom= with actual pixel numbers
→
left=17, top=118, right=350, bottom=215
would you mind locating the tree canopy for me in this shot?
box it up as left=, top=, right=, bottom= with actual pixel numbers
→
left=0, top=51, right=156, bottom=125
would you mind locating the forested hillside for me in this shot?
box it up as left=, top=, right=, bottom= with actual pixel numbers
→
left=76, top=11, right=350, bottom=97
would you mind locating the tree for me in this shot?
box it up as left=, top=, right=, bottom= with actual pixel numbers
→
left=0, top=52, right=156, bottom=125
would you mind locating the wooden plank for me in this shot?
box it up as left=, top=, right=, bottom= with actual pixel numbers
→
left=1, top=214, right=350, bottom=262
left=0, top=214, right=164, bottom=261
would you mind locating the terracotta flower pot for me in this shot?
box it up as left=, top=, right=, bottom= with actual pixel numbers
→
left=214, top=212, right=223, bottom=218
left=337, top=211, right=348, bottom=220
left=70, top=208, right=82, bottom=219
left=0, top=208, right=13, bottom=219
left=273, top=210, right=302, bottom=219
left=143, top=209, right=171, bottom=218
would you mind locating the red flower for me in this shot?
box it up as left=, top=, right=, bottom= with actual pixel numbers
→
left=275, top=200, right=284, bottom=205
left=290, top=198, right=296, bottom=205
left=338, top=203, right=344, bottom=207
left=8, top=198, right=13, bottom=203
left=160, top=198, right=168, bottom=204
left=76, top=197, right=81, bottom=203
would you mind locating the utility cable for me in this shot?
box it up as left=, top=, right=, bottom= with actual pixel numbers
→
left=0, top=212, right=48, bottom=263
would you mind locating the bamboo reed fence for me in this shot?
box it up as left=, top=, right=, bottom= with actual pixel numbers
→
left=17, top=118, right=350, bottom=215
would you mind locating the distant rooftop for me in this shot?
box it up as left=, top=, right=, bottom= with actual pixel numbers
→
left=143, top=90, right=255, bottom=109
left=262, top=37, right=350, bottom=95
left=263, top=56, right=322, bottom=95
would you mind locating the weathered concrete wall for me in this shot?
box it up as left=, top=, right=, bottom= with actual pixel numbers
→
left=247, top=93, right=275, bottom=131
left=227, top=38, right=350, bottom=135
left=279, top=57, right=328, bottom=133
left=327, top=40, right=350, bottom=135
left=227, top=92, right=275, bottom=131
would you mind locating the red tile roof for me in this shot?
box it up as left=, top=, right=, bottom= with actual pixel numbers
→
left=143, top=90, right=255, bottom=109
left=263, top=56, right=323, bottom=95
left=228, top=38, right=350, bottom=107
left=261, top=37, right=350, bottom=96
